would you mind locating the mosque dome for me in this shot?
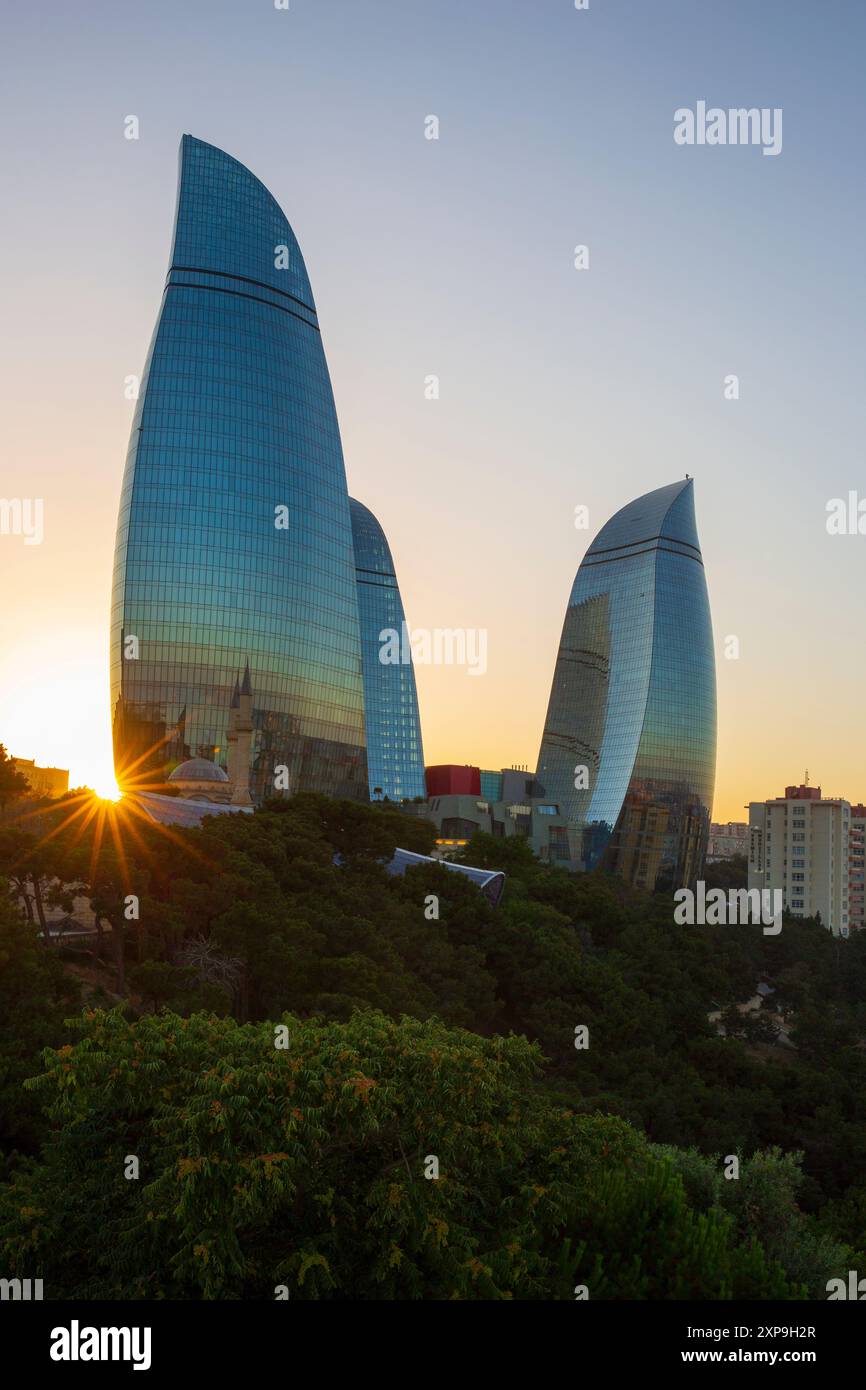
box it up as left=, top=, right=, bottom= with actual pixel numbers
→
left=169, top=758, right=229, bottom=784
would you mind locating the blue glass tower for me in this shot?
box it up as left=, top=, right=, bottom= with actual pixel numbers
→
left=349, top=498, right=426, bottom=801
left=535, top=479, right=716, bottom=890
left=111, top=136, right=367, bottom=800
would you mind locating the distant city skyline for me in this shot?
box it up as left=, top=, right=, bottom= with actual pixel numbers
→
left=3, top=1, right=866, bottom=819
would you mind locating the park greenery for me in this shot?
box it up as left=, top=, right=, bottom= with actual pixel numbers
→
left=0, top=753, right=864, bottom=1298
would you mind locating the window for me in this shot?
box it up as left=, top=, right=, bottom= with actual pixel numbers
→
left=441, top=817, right=481, bottom=838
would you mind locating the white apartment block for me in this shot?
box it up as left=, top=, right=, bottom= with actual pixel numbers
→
left=849, top=806, right=865, bottom=930
left=748, top=785, right=851, bottom=937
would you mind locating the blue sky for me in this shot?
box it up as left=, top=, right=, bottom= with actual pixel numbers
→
left=2, top=0, right=865, bottom=813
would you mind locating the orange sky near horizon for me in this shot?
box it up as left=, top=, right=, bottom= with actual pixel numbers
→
left=0, top=484, right=855, bottom=825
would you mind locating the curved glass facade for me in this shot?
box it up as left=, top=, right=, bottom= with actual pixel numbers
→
left=349, top=498, right=426, bottom=801
left=535, top=479, right=716, bottom=890
left=111, top=136, right=367, bottom=800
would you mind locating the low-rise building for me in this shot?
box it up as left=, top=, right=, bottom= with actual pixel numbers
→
left=423, top=766, right=571, bottom=864
left=11, top=758, right=69, bottom=798
left=424, top=765, right=481, bottom=797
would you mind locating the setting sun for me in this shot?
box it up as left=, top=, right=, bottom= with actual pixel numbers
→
left=93, top=779, right=122, bottom=803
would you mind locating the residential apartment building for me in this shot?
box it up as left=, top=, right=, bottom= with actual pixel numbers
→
left=748, top=784, right=851, bottom=936
left=707, top=821, right=749, bottom=861
left=848, top=805, right=866, bottom=931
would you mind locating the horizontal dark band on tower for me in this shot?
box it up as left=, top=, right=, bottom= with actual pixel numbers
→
left=168, top=265, right=317, bottom=316
left=581, top=543, right=704, bottom=569
left=357, top=576, right=398, bottom=590
left=557, top=653, right=609, bottom=670
left=587, top=532, right=703, bottom=559
left=356, top=566, right=397, bottom=580
left=165, top=279, right=320, bottom=331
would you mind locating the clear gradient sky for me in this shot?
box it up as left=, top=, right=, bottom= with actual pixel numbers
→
left=1, top=0, right=864, bottom=815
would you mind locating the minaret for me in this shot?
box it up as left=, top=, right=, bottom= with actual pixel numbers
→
left=226, top=676, right=240, bottom=788
left=231, top=662, right=254, bottom=805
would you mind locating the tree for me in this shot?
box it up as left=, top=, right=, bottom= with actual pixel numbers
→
left=0, top=893, right=79, bottom=1153
left=1, top=1008, right=800, bottom=1300
left=655, top=1144, right=853, bottom=1298
left=0, top=824, right=81, bottom=940
left=0, top=746, right=32, bottom=819
left=702, top=854, right=748, bottom=892
left=2, top=784, right=866, bottom=1272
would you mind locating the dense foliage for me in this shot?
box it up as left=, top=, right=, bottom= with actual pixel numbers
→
left=0, top=789, right=863, bottom=1298
left=0, top=1009, right=804, bottom=1299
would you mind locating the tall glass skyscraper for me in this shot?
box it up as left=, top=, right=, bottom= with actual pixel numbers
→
left=111, top=136, right=368, bottom=800
left=535, top=479, right=716, bottom=890
left=349, top=498, right=425, bottom=801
